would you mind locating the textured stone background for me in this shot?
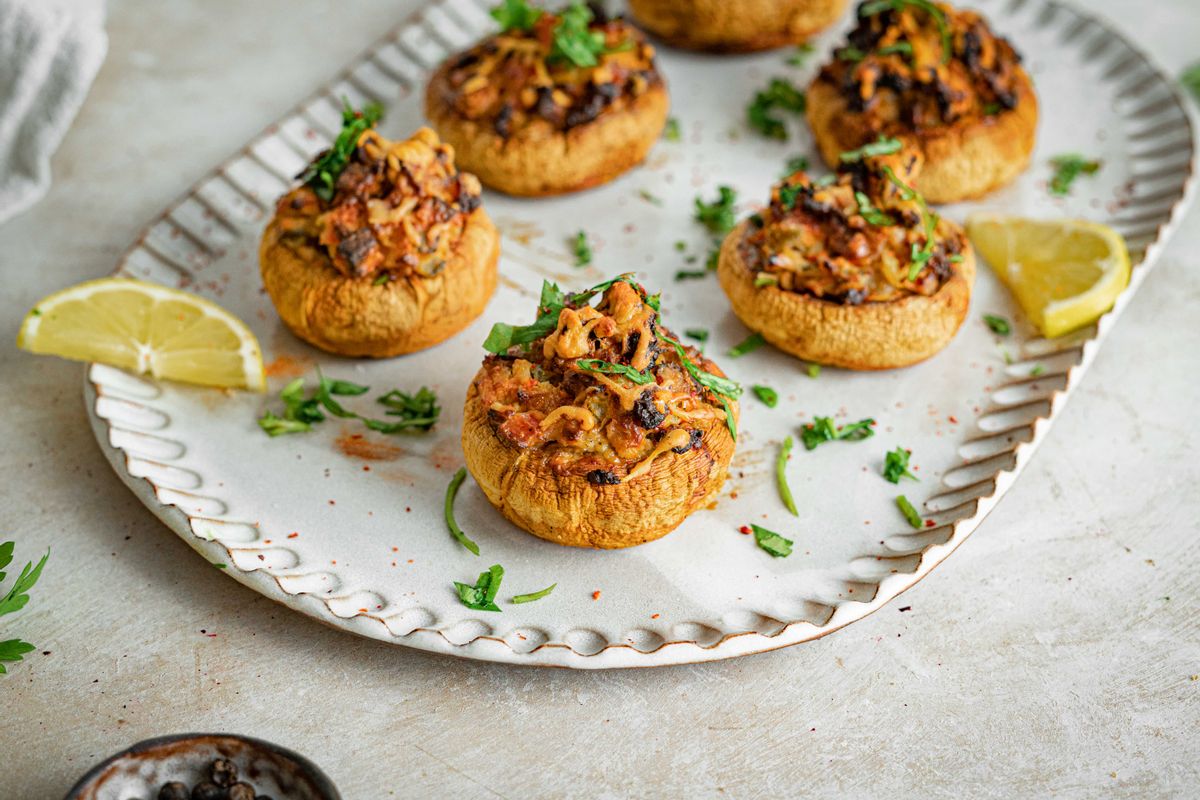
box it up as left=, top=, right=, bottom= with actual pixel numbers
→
left=1, top=1, right=1198, bottom=797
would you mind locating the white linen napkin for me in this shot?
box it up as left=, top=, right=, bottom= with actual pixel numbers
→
left=0, top=0, right=106, bottom=224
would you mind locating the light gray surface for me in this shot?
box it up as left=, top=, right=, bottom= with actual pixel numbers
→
left=2, top=0, right=1198, bottom=797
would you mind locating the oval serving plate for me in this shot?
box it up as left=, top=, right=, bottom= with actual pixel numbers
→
left=87, top=0, right=1195, bottom=667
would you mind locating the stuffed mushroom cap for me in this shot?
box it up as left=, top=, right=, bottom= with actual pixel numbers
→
left=808, top=0, right=1036, bottom=203
left=717, top=145, right=975, bottom=370
left=260, top=120, right=498, bottom=357
left=463, top=276, right=740, bottom=548
left=425, top=2, right=668, bottom=196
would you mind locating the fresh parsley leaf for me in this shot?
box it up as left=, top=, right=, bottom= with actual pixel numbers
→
left=854, top=191, right=894, bottom=225
left=661, top=334, right=742, bottom=440
left=747, top=78, right=807, bottom=140
left=639, top=189, right=664, bottom=206
left=883, top=446, right=918, bottom=483
left=1183, top=62, right=1200, bottom=103
left=1049, top=154, right=1102, bottom=196
left=684, top=328, right=709, bottom=347
left=860, top=0, right=951, bottom=62
left=982, top=101, right=1002, bottom=116
left=576, top=359, right=653, bottom=384
left=258, top=410, right=312, bottom=437
left=694, top=186, right=738, bottom=234
left=297, top=99, right=384, bottom=202
left=483, top=279, right=567, bottom=353
left=0, top=545, right=48, bottom=619
left=783, top=155, right=810, bottom=177
left=877, top=41, right=913, bottom=57
left=1030, top=363, right=1046, bottom=377
left=454, top=564, right=504, bottom=611
left=983, top=314, right=1011, bottom=336
left=511, top=583, right=557, bottom=604
left=445, top=468, right=481, bottom=556
left=837, top=45, right=867, bottom=62
left=896, top=495, right=923, bottom=529
left=0, top=541, right=12, bottom=584
left=880, top=165, right=938, bottom=280
left=839, top=135, right=903, bottom=163
left=785, top=42, right=815, bottom=67
left=751, top=524, right=793, bottom=557
left=752, top=385, right=778, bottom=408
left=372, top=387, right=441, bottom=432
left=674, top=240, right=687, bottom=252
left=326, top=378, right=370, bottom=396
left=705, top=244, right=721, bottom=271
left=754, top=274, right=779, bottom=288
left=675, top=270, right=708, bottom=281
left=664, top=117, right=682, bottom=142
left=550, top=2, right=606, bottom=68
left=316, top=371, right=357, bottom=418
left=491, top=0, right=542, bottom=31
left=573, top=230, right=593, bottom=267
left=373, top=274, right=391, bottom=286
left=728, top=332, right=766, bottom=358
left=800, top=416, right=875, bottom=450
left=776, top=436, right=798, bottom=516
left=806, top=363, right=821, bottom=379
left=0, top=639, right=36, bottom=674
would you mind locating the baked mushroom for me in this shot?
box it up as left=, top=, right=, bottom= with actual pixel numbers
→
left=807, top=0, right=1037, bottom=203
left=717, top=144, right=975, bottom=369
left=463, top=275, right=740, bottom=548
left=627, top=0, right=848, bottom=53
left=260, top=108, right=499, bottom=357
left=425, top=1, right=669, bottom=196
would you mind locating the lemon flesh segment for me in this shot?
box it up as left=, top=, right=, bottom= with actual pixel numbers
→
left=17, top=278, right=265, bottom=392
left=966, top=214, right=1131, bottom=338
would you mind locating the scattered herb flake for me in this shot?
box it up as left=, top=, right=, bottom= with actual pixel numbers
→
left=675, top=269, right=708, bottom=281
left=684, top=328, right=709, bottom=346
left=896, top=495, right=923, bottom=529
left=639, top=189, right=664, bottom=206
left=444, top=468, right=481, bottom=556
left=512, top=583, right=557, bottom=604
left=785, top=42, right=815, bottom=67
left=1049, top=154, right=1102, bottom=197
left=454, top=563, right=504, bottom=612
left=550, top=2, right=607, bottom=68
left=576, top=358, right=653, bottom=384
left=752, top=385, right=778, bottom=408
left=490, top=0, right=542, bottom=31
left=776, top=436, right=799, bottom=516
left=674, top=240, right=687, bottom=252
left=664, top=117, right=682, bottom=142
left=297, top=99, right=384, bottom=202
left=800, top=416, right=875, bottom=450
left=861, top=0, right=951, bottom=62
left=1183, top=63, right=1200, bottom=102
left=854, top=190, right=894, bottom=226
left=1030, top=363, right=1046, bottom=377
left=783, top=155, right=810, bottom=177
left=983, top=314, right=1011, bottom=335
left=572, top=230, right=593, bottom=267
left=747, top=78, right=807, bottom=140
left=373, top=274, right=390, bottom=286
left=883, top=446, right=918, bottom=483
left=754, top=273, right=779, bottom=288
left=877, top=41, right=913, bottom=57
left=751, top=524, right=794, bottom=558
left=839, top=135, right=902, bottom=163
left=728, top=332, right=766, bottom=358
left=806, top=364, right=821, bottom=379
left=694, top=186, right=738, bottom=234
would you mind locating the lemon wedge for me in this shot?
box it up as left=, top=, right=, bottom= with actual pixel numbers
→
left=17, top=277, right=265, bottom=391
left=966, top=214, right=1130, bottom=338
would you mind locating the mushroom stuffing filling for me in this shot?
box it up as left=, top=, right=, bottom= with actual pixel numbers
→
left=272, top=127, right=482, bottom=280
left=740, top=149, right=967, bottom=304
left=476, top=278, right=736, bottom=483
left=822, top=0, right=1026, bottom=132
left=437, top=3, right=662, bottom=137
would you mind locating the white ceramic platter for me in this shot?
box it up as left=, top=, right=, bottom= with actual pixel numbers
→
left=87, top=0, right=1196, bottom=667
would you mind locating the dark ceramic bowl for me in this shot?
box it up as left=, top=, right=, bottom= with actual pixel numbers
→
left=64, top=733, right=341, bottom=800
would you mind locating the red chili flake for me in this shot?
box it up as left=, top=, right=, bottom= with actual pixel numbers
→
left=362, top=465, right=371, bottom=472
left=263, top=539, right=272, bottom=544
left=331, top=560, right=337, bottom=565
left=405, top=507, right=412, bottom=513
left=391, top=546, right=399, bottom=552
left=924, top=519, right=936, bottom=528
left=738, top=525, right=753, bottom=535
left=328, top=500, right=336, bottom=505
left=592, top=590, right=602, bottom=600
left=650, top=613, right=660, bottom=619
left=948, top=415, right=959, bottom=424
left=287, top=532, right=299, bottom=539
left=730, top=491, right=739, bottom=499
left=407, top=559, right=414, bottom=564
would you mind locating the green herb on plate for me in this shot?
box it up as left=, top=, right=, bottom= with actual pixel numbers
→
left=684, top=328, right=709, bottom=347
left=883, top=446, right=918, bottom=484
left=752, top=385, right=778, bottom=408
left=747, top=78, right=807, bottom=140
left=895, top=494, right=923, bottom=529
left=695, top=186, right=738, bottom=234
left=639, top=189, right=664, bottom=206
left=572, top=230, right=593, bottom=266
left=664, top=117, right=682, bottom=142
left=454, top=563, right=504, bottom=611
left=800, top=416, right=875, bottom=450
left=776, top=436, right=799, bottom=516
left=785, top=42, right=815, bottom=67
left=1049, top=154, right=1102, bottom=197
left=751, top=524, right=794, bottom=558
left=297, top=99, right=384, bottom=202
left=728, top=332, right=766, bottom=358
left=806, top=363, right=821, bottom=378
left=0, top=541, right=49, bottom=675
left=754, top=273, right=779, bottom=288
left=550, top=2, right=607, bottom=68
left=576, top=359, right=653, bottom=384
left=444, top=468, right=481, bottom=556
left=983, top=314, right=1011, bottom=336
left=491, top=0, right=542, bottom=31
left=512, top=583, right=557, bottom=604
left=783, top=154, right=810, bottom=177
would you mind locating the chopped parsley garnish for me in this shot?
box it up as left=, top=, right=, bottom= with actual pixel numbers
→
left=776, top=436, right=799, bottom=516
left=694, top=186, right=738, bottom=234
left=551, top=2, right=609, bottom=68
left=881, top=165, right=939, bottom=280
left=806, top=364, right=821, bottom=379
left=511, top=583, right=557, bottom=604
left=854, top=191, right=894, bottom=226
left=674, top=240, right=687, bottom=252
left=297, top=99, right=384, bottom=202
left=747, top=78, right=807, bottom=140
left=1049, top=154, right=1102, bottom=196
left=785, top=43, right=815, bottom=67
left=877, top=41, right=913, bottom=57
left=491, top=0, right=541, bottom=31
left=257, top=411, right=312, bottom=437
left=661, top=333, right=742, bottom=440
left=883, top=446, right=918, bottom=483
left=705, top=244, right=721, bottom=271
left=454, top=563, right=504, bottom=611
left=836, top=45, right=867, bottom=62
left=895, top=495, right=923, bottom=529
left=576, top=359, right=653, bottom=384
left=1030, top=363, right=1046, bottom=377
left=983, top=314, right=1011, bottom=336
left=260, top=374, right=440, bottom=436
left=751, top=524, right=793, bottom=558
left=754, top=274, right=779, bottom=288
left=483, top=279, right=570, bottom=353
left=675, top=270, right=708, bottom=281
left=783, top=155, right=810, bottom=177
left=373, top=274, right=390, bottom=286
left=0, top=540, right=49, bottom=675
left=445, top=467, right=481, bottom=556
left=839, top=135, right=903, bottom=163
left=639, top=189, right=664, bottom=206
left=752, top=385, right=778, bottom=407
left=572, top=230, right=592, bottom=267
left=982, top=101, right=1002, bottom=116
left=1183, top=62, right=1200, bottom=102
left=728, top=332, right=766, bottom=358
left=684, top=328, right=709, bottom=347
left=369, top=387, right=441, bottom=433
left=664, top=117, right=682, bottom=142
left=800, top=416, right=875, bottom=450
left=860, top=0, right=951, bottom=63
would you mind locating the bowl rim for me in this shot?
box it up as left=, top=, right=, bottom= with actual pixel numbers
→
left=63, top=732, right=342, bottom=800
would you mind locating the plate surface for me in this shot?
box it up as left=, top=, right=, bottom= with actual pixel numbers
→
left=87, top=0, right=1195, bottom=667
